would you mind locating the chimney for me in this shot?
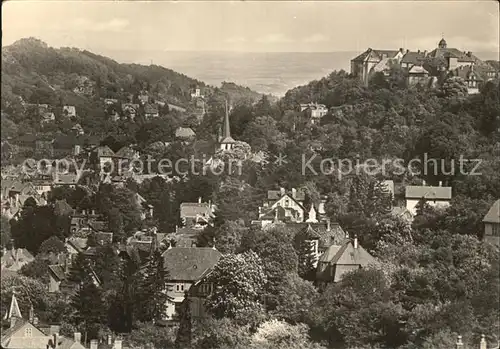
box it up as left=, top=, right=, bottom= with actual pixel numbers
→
left=480, top=334, right=487, bottom=349
left=198, top=197, right=202, bottom=204
left=423, top=50, right=427, bottom=55
left=74, top=332, right=81, bottom=344
left=439, top=181, right=442, bottom=187
left=280, top=187, right=285, bottom=196
left=90, top=339, right=98, bottom=349
left=417, top=49, right=420, bottom=53
left=291, top=188, right=297, bottom=198
left=33, top=317, right=39, bottom=325
left=114, top=339, right=123, bottom=349
left=354, top=235, right=358, bottom=249
left=456, top=335, right=464, bottom=349
left=422, top=179, right=426, bottom=186
left=91, top=209, right=95, bottom=215
left=399, top=48, right=404, bottom=53
left=107, top=335, right=112, bottom=345
left=406, top=49, right=410, bottom=54
left=29, top=304, right=34, bottom=323
left=82, top=209, right=86, bottom=215
left=326, top=218, right=331, bottom=232
left=53, top=334, right=59, bottom=348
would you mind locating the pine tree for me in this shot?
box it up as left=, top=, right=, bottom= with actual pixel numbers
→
left=135, top=250, right=170, bottom=322
left=296, top=239, right=317, bottom=281
left=175, top=292, right=192, bottom=348
left=70, top=278, right=106, bottom=340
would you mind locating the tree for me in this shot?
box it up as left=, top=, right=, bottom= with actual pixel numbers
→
left=135, top=250, right=170, bottom=322
left=125, top=322, right=177, bottom=349
left=205, top=251, right=267, bottom=325
left=70, top=280, right=107, bottom=341
left=251, top=319, right=326, bottom=349
left=175, top=292, right=193, bottom=348
left=107, top=208, right=124, bottom=242
left=19, top=256, right=50, bottom=283
left=1, top=274, right=49, bottom=317
left=39, top=236, right=66, bottom=254
left=311, top=268, right=406, bottom=348
left=1, top=216, right=12, bottom=247
left=272, top=273, right=318, bottom=324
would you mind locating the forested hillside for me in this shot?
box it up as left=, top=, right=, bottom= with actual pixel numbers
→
left=1, top=38, right=264, bottom=139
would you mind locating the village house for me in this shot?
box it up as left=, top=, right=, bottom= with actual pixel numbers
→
left=299, top=103, right=329, bottom=124
left=255, top=187, right=324, bottom=227
left=71, top=124, right=85, bottom=136
left=1, top=180, right=46, bottom=219
left=1, top=245, right=35, bottom=273
left=167, top=103, right=187, bottom=113
left=191, top=87, right=204, bottom=99
left=316, top=236, right=378, bottom=286
left=483, top=199, right=499, bottom=246
left=175, top=127, right=196, bottom=141
left=122, top=103, right=140, bottom=120
left=405, top=181, right=452, bottom=215
left=161, top=246, right=221, bottom=320
left=1, top=293, right=86, bottom=349
left=144, top=103, right=159, bottom=118
left=62, top=105, right=76, bottom=118
left=180, top=198, right=215, bottom=229
left=40, top=111, right=56, bottom=125
left=294, top=222, right=349, bottom=266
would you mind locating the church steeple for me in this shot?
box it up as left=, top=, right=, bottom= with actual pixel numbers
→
left=219, top=99, right=235, bottom=151
left=223, top=100, right=231, bottom=140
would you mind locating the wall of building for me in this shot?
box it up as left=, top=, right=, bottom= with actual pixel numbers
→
left=334, top=264, right=361, bottom=282
left=406, top=199, right=450, bottom=216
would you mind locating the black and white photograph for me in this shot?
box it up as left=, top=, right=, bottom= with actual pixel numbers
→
left=1, top=1, right=499, bottom=348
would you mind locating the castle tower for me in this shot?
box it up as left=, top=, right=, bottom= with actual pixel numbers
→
left=219, top=100, right=235, bottom=151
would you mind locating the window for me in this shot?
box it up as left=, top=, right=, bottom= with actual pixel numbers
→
left=284, top=199, right=290, bottom=207
left=176, top=284, right=184, bottom=292
left=25, top=328, right=32, bottom=337
left=200, top=283, right=213, bottom=294
left=492, top=224, right=500, bottom=237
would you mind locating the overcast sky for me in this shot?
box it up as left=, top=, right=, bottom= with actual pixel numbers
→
left=2, top=1, right=499, bottom=53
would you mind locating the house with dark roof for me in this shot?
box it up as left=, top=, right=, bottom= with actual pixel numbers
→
left=122, top=103, right=140, bottom=120
left=350, top=48, right=405, bottom=85
left=450, top=64, right=497, bottom=94
left=316, top=237, right=378, bottom=285
left=483, top=199, right=499, bottom=246
left=405, top=182, right=452, bottom=215
left=161, top=246, right=222, bottom=320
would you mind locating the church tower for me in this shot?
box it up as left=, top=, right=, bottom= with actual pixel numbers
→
left=219, top=100, right=235, bottom=151
left=4, top=292, right=23, bottom=328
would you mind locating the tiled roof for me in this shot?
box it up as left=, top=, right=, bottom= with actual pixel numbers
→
left=267, top=188, right=306, bottom=201
left=483, top=199, right=500, bottom=224
left=144, top=103, right=159, bottom=114
left=95, top=145, right=115, bottom=158
left=48, top=264, right=67, bottom=281
left=53, top=173, right=79, bottom=185
left=114, top=146, right=136, bottom=159
left=352, top=49, right=400, bottom=62
left=180, top=202, right=213, bottom=219
left=401, top=51, right=426, bottom=65
left=95, top=232, right=114, bottom=244
left=161, top=247, right=221, bottom=281
left=1, top=248, right=35, bottom=270
left=66, top=237, right=88, bottom=252
left=296, top=222, right=348, bottom=248
left=405, top=185, right=452, bottom=200
left=427, top=48, right=479, bottom=63
left=175, top=127, right=196, bottom=139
